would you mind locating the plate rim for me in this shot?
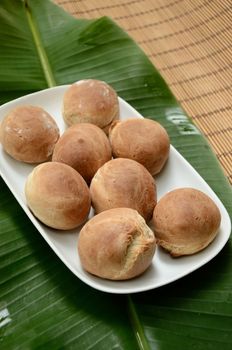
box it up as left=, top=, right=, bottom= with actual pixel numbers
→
left=0, top=84, right=231, bottom=294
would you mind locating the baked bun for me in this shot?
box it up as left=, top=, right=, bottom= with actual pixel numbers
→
left=0, top=105, right=59, bottom=163
left=153, top=188, right=221, bottom=256
left=62, top=80, right=119, bottom=133
left=90, top=158, right=157, bottom=222
left=52, top=123, right=112, bottom=184
left=25, top=162, right=91, bottom=230
left=109, top=118, right=170, bottom=175
left=78, top=208, right=156, bottom=280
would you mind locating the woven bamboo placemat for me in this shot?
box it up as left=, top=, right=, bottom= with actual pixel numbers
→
left=54, top=0, right=232, bottom=184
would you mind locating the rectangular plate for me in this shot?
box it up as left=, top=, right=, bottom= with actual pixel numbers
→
left=0, top=85, right=231, bottom=294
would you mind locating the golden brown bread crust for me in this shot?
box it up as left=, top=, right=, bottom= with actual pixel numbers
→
left=25, top=162, right=91, bottom=230
left=78, top=208, right=156, bottom=280
left=62, top=80, right=119, bottom=132
left=109, top=118, right=170, bottom=175
left=52, top=123, right=112, bottom=184
left=90, top=158, right=157, bottom=222
left=153, top=188, right=221, bottom=256
left=0, top=105, right=59, bottom=163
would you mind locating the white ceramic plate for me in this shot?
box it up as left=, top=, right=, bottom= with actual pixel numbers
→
left=0, top=85, right=231, bottom=294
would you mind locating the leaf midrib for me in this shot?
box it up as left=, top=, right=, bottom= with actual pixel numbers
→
left=22, top=3, right=149, bottom=350
left=25, top=0, right=56, bottom=88
left=128, top=296, right=151, bottom=350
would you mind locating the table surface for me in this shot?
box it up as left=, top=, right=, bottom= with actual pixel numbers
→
left=54, top=0, right=232, bottom=184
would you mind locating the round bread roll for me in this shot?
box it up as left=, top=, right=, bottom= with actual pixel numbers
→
left=62, top=79, right=119, bottom=133
left=25, top=162, right=91, bottom=230
left=0, top=105, right=59, bottom=163
left=90, top=158, right=157, bottom=222
left=52, top=123, right=112, bottom=184
left=109, top=118, right=170, bottom=175
left=153, top=188, right=221, bottom=257
left=78, top=208, right=156, bottom=280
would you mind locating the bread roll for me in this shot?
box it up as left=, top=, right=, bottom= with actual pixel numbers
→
left=109, top=118, right=170, bottom=175
left=78, top=208, right=156, bottom=280
left=0, top=105, right=59, bottom=163
left=52, top=123, right=112, bottom=184
left=62, top=80, right=119, bottom=133
left=153, top=188, right=221, bottom=256
left=25, top=162, right=91, bottom=230
left=90, top=158, right=157, bottom=222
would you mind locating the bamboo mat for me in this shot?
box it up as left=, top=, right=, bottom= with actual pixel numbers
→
left=54, top=0, right=232, bottom=184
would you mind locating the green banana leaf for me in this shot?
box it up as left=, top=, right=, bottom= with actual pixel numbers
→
left=0, top=0, right=231, bottom=349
